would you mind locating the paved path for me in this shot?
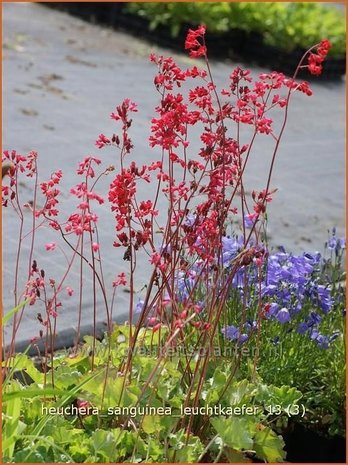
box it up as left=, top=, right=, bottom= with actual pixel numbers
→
left=3, top=3, right=345, bottom=352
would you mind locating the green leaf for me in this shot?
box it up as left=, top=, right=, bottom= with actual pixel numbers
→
left=30, top=369, right=101, bottom=437
left=254, top=383, right=272, bottom=404
left=3, top=386, right=63, bottom=402
left=168, top=430, right=204, bottom=462
left=13, top=448, right=45, bottom=463
left=3, top=353, right=44, bottom=385
left=82, top=368, right=125, bottom=408
left=69, top=443, right=91, bottom=462
left=174, top=436, right=204, bottom=462
left=228, top=379, right=256, bottom=406
left=210, top=367, right=229, bottom=389
left=224, top=447, right=252, bottom=462
left=146, top=439, right=164, bottom=461
left=53, top=365, right=83, bottom=389
left=271, top=385, right=302, bottom=409
left=61, top=353, right=91, bottom=372
left=91, top=429, right=117, bottom=461
left=204, top=366, right=230, bottom=403
left=3, top=299, right=30, bottom=325
left=35, top=444, right=55, bottom=462
left=124, top=382, right=141, bottom=407
left=253, top=427, right=286, bottom=462
left=2, top=381, right=23, bottom=460
left=68, top=433, right=91, bottom=463
left=51, top=425, right=74, bottom=444
left=255, top=383, right=302, bottom=410
left=138, top=325, right=167, bottom=346
left=111, top=428, right=135, bottom=458
left=135, top=356, right=158, bottom=380
left=142, top=414, right=163, bottom=434
left=211, top=416, right=255, bottom=451
left=2, top=392, right=24, bottom=459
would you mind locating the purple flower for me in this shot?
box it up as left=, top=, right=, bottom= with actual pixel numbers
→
left=265, top=302, right=280, bottom=318
left=222, top=236, right=243, bottom=266
left=276, top=307, right=291, bottom=324
left=304, top=252, right=321, bottom=265
left=305, top=327, right=333, bottom=349
left=326, top=228, right=346, bottom=255
left=327, top=235, right=337, bottom=251
left=159, top=243, right=171, bottom=255
left=261, top=284, right=278, bottom=297
left=316, top=334, right=329, bottom=349
left=309, top=312, right=321, bottom=325
left=338, top=237, right=346, bottom=250
left=329, top=331, right=340, bottom=343
left=244, top=213, right=258, bottom=229
left=222, top=325, right=239, bottom=341
left=297, top=322, right=309, bottom=334
left=292, top=302, right=303, bottom=315
left=184, top=212, right=197, bottom=227
left=176, top=270, right=197, bottom=302
left=316, top=285, right=333, bottom=312
left=135, top=299, right=145, bottom=314
left=221, top=325, right=250, bottom=346
left=244, top=320, right=257, bottom=332
left=238, top=333, right=249, bottom=345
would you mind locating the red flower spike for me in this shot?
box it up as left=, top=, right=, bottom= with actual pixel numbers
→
left=185, top=25, right=207, bottom=58
left=307, top=39, right=331, bottom=76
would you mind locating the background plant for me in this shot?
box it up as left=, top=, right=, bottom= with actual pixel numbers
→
left=127, top=2, right=346, bottom=57
left=218, top=227, right=346, bottom=436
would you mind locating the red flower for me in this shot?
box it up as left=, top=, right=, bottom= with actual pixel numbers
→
left=95, top=133, right=111, bottom=149
left=112, top=272, right=127, bottom=287
left=307, top=39, right=331, bottom=76
left=92, top=242, right=100, bottom=252
left=308, top=62, right=322, bottom=76
left=297, top=81, right=313, bottom=96
left=66, top=287, right=74, bottom=297
left=111, top=99, right=138, bottom=123
left=185, top=25, right=207, bottom=58
left=317, top=39, right=331, bottom=58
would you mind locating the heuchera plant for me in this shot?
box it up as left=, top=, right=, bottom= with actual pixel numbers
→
left=2, top=23, right=334, bottom=367
left=2, top=26, right=342, bottom=461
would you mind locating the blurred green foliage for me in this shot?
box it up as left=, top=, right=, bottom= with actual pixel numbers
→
left=127, top=2, right=346, bottom=57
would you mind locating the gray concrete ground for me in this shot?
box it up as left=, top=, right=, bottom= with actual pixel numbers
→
left=3, top=3, right=345, bottom=352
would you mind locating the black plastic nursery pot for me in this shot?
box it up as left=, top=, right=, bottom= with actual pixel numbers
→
left=282, top=421, right=346, bottom=463
left=43, top=2, right=346, bottom=81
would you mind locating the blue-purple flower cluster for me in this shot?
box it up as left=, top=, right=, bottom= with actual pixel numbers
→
left=230, top=239, right=343, bottom=349
left=221, top=320, right=257, bottom=345
left=174, top=230, right=345, bottom=350
left=325, top=227, right=346, bottom=257
left=261, top=249, right=333, bottom=315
